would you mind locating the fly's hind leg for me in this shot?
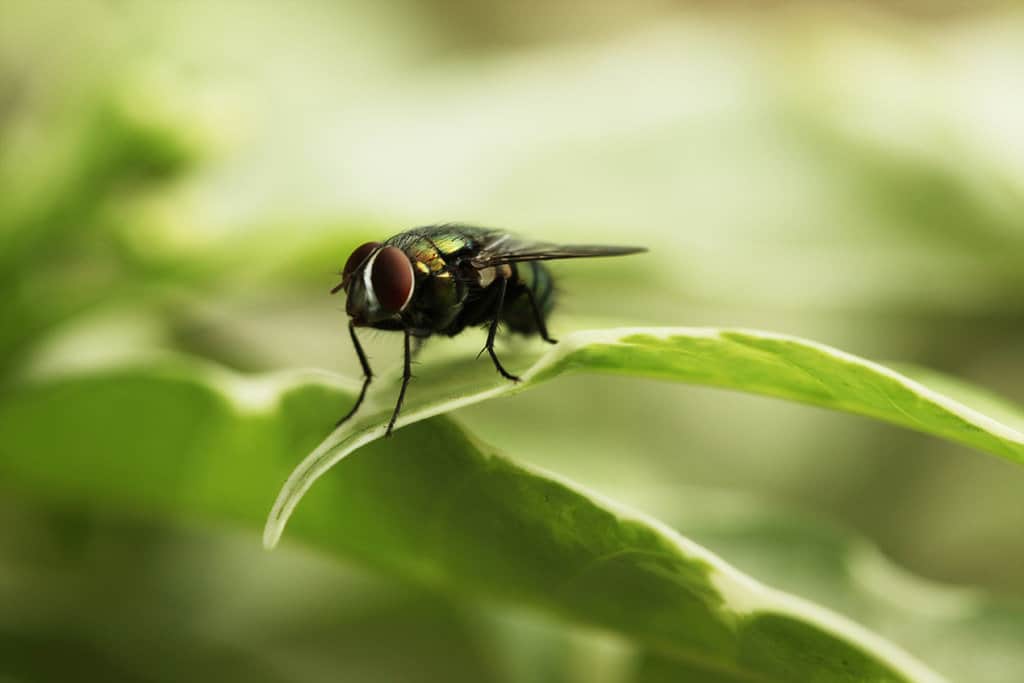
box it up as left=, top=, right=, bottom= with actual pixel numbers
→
left=524, top=285, right=557, bottom=344
left=482, top=278, right=521, bottom=382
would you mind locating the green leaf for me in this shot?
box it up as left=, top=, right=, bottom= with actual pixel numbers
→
left=266, top=326, right=1024, bottom=550
left=0, top=358, right=951, bottom=683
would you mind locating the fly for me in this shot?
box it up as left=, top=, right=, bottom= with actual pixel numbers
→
left=332, top=224, right=646, bottom=435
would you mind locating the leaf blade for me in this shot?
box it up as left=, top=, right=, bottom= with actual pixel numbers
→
left=266, top=327, right=1024, bottom=548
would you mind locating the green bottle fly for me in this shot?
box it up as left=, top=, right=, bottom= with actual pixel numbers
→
left=333, top=224, right=646, bottom=435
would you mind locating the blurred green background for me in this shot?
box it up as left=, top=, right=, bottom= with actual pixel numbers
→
left=2, top=1, right=1023, bottom=681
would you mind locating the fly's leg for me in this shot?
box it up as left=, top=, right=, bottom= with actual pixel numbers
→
left=385, top=329, right=414, bottom=437
left=482, top=278, right=521, bottom=382
left=336, top=321, right=373, bottom=427
left=524, top=285, right=557, bottom=344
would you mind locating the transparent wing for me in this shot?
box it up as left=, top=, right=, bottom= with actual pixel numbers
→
left=469, top=233, right=646, bottom=268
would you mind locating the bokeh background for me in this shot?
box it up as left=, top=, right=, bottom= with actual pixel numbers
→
left=2, top=1, right=1023, bottom=681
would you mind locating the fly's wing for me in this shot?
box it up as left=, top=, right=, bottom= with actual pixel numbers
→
left=469, top=234, right=646, bottom=269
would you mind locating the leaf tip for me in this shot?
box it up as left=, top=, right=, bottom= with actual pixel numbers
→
left=262, top=518, right=283, bottom=550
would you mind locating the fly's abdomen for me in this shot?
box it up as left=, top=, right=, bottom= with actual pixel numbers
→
left=502, top=261, right=555, bottom=334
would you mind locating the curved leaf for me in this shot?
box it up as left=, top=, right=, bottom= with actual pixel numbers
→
left=0, top=359, right=948, bottom=683
left=266, top=327, right=1024, bottom=549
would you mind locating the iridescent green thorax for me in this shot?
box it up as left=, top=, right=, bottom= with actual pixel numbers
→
left=386, top=228, right=482, bottom=275
left=381, top=225, right=560, bottom=336
left=383, top=227, right=495, bottom=333
left=428, top=232, right=473, bottom=255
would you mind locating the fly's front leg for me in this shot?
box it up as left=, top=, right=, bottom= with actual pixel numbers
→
left=385, top=329, right=414, bottom=437
left=336, top=321, right=373, bottom=427
left=482, top=278, right=521, bottom=382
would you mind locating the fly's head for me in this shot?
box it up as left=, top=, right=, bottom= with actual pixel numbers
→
left=333, top=242, right=415, bottom=326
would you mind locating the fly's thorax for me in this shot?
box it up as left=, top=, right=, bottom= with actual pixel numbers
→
left=405, top=263, right=465, bottom=332
left=376, top=232, right=473, bottom=332
left=394, top=232, right=467, bottom=275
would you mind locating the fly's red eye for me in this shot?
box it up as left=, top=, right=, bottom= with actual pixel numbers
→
left=342, top=242, right=382, bottom=282
left=370, top=246, right=414, bottom=313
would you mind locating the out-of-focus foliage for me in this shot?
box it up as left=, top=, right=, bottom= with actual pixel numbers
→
left=2, top=0, right=1023, bottom=681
